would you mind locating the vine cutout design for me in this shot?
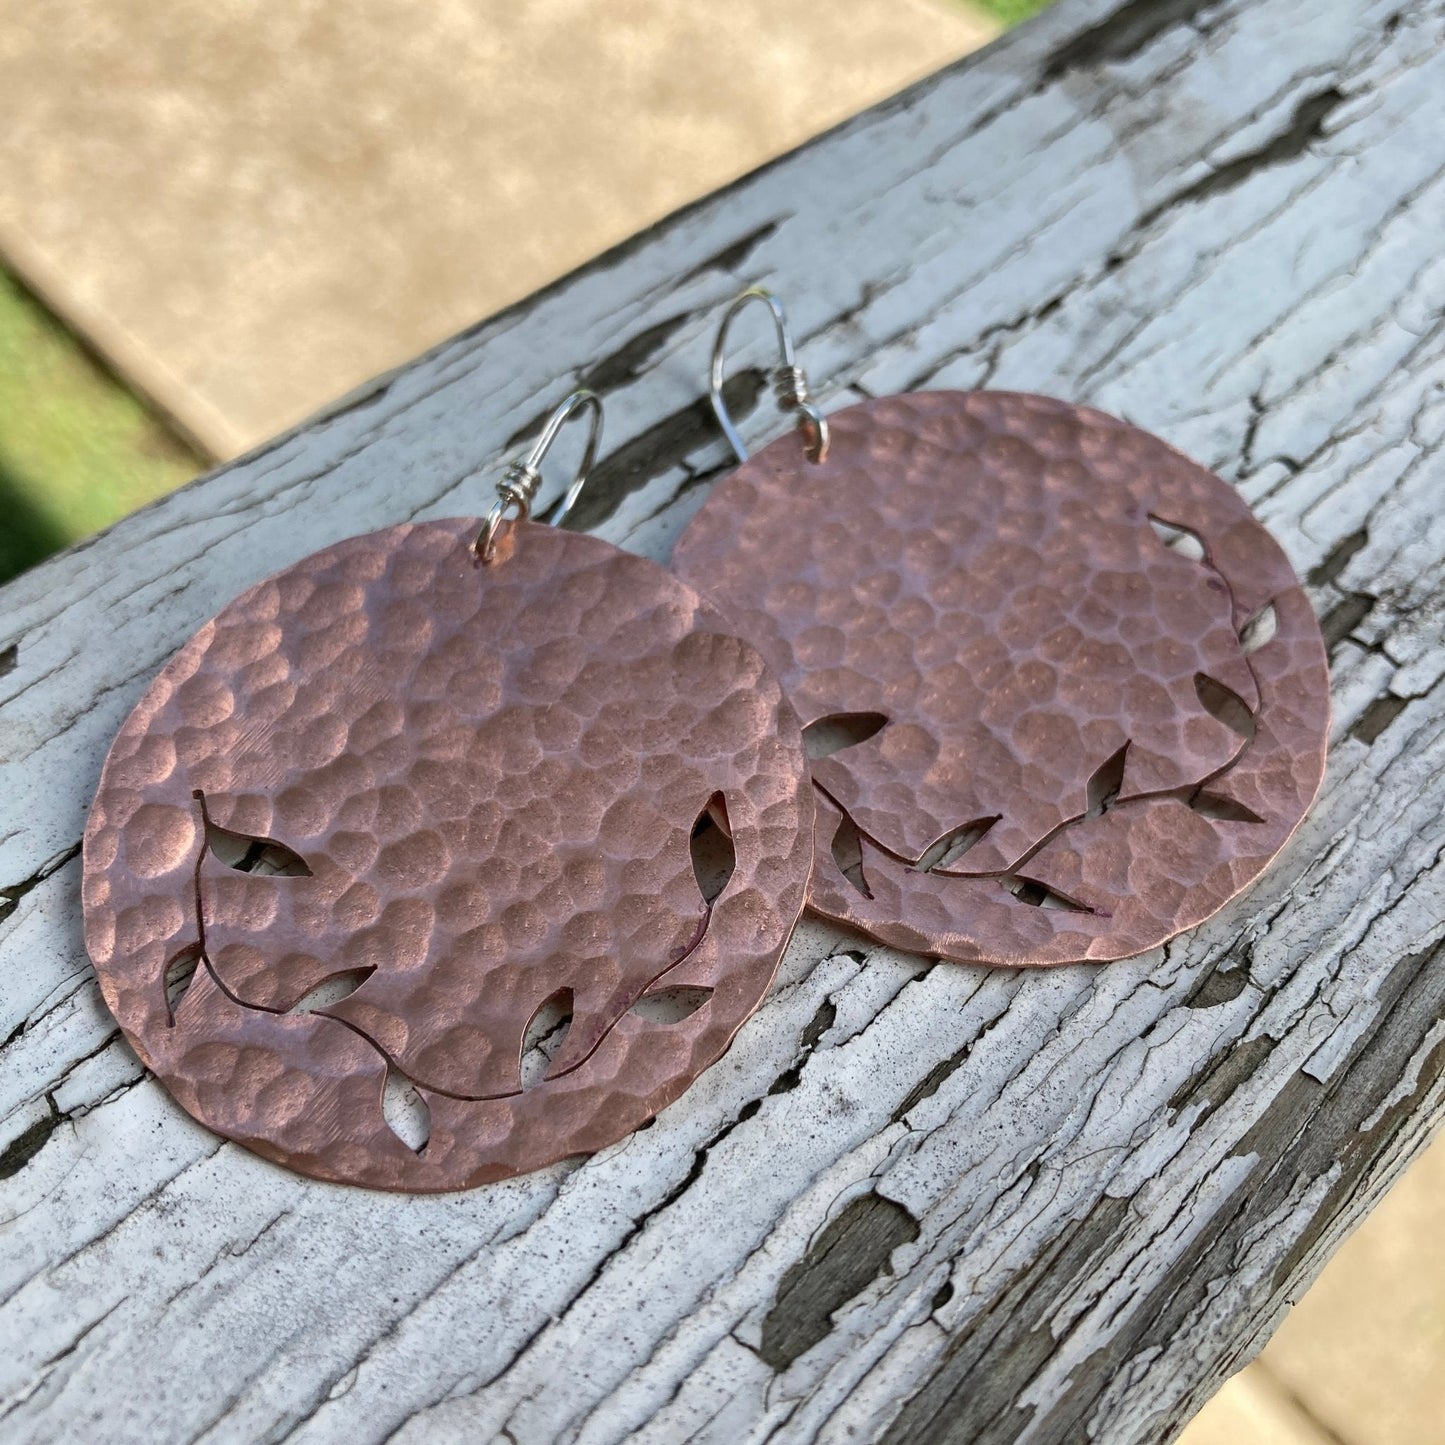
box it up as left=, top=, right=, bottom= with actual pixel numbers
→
left=670, top=389, right=1332, bottom=967
left=82, top=518, right=816, bottom=1189
left=177, top=786, right=733, bottom=1152
left=808, top=512, right=1275, bottom=915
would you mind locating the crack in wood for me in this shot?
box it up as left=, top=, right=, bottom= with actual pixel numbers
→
left=1167, top=1036, right=1275, bottom=1129
left=501, top=310, right=696, bottom=452
left=0, top=1100, right=61, bottom=1181
left=1320, top=591, right=1377, bottom=651
left=1027, top=936, right=1445, bottom=1445
left=1350, top=692, right=1409, bottom=745
left=1182, top=955, right=1253, bottom=1010
left=0, top=840, right=81, bottom=929
left=880, top=1194, right=1135, bottom=1445
left=767, top=998, right=839, bottom=1099
left=1308, top=527, right=1370, bottom=588
left=1138, top=87, right=1345, bottom=231
left=1043, top=0, right=1223, bottom=80
left=761, top=1194, right=921, bottom=1373
left=579, top=311, right=693, bottom=395
left=1267, top=940, right=1445, bottom=1287
left=680, top=220, right=784, bottom=285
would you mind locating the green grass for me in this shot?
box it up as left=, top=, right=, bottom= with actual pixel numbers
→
left=972, top=0, right=1057, bottom=25
left=0, top=266, right=202, bottom=584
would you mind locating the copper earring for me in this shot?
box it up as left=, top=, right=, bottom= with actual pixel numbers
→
left=672, top=289, right=1330, bottom=967
left=83, top=389, right=815, bottom=1191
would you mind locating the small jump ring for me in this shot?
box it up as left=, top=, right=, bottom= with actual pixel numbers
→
left=710, top=287, right=829, bottom=466
left=477, top=389, right=604, bottom=564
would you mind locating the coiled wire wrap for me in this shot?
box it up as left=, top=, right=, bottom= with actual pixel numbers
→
left=477, top=390, right=603, bottom=564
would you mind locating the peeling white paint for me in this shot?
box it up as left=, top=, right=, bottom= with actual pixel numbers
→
left=1, top=0, right=1443, bottom=1439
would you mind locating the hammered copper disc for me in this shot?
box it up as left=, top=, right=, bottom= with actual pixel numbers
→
left=83, top=519, right=814, bottom=1190
left=672, top=391, right=1330, bottom=966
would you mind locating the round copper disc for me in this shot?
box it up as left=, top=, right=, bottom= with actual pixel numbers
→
left=83, top=519, right=814, bottom=1190
left=672, top=391, right=1330, bottom=966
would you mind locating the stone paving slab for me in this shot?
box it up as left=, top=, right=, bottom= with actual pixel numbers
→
left=1258, top=1136, right=1445, bottom=1445
left=1182, top=1133, right=1445, bottom=1445
left=1178, top=1365, right=1331, bottom=1445
left=0, top=0, right=994, bottom=457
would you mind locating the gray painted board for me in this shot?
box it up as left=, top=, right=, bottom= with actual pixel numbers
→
left=1, top=0, right=1442, bottom=1439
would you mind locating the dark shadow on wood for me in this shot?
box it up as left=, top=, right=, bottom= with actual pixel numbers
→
left=0, top=462, right=68, bottom=584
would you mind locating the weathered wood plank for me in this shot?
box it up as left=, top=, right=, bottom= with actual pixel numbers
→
left=1, top=0, right=1443, bottom=1440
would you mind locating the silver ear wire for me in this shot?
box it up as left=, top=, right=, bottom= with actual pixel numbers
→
left=710, top=287, right=829, bottom=465
left=477, top=390, right=604, bottom=563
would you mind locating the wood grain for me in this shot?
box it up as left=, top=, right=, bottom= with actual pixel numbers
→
left=1, top=0, right=1442, bottom=1439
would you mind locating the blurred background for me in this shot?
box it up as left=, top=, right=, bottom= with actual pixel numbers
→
left=0, top=0, right=1014, bottom=582
left=0, top=2, right=1439, bottom=1441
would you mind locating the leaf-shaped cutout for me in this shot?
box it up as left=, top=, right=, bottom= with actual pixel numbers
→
left=202, top=816, right=312, bottom=877
left=1239, top=602, right=1278, bottom=654
left=164, top=943, right=202, bottom=1026
left=1194, top=672, right=1257, bottom=742
left=803, top=712, right=888, bottom=761
left=830, top=812, right=873, bottom=898
left=519, top=988, right=573, bottom=1091
left=691, top=793, right=736, bottom=905
left=1085, top=743, right=1130, bottom=818
left=1189, top=791, right=1265, bottom=824
left=382, top=1065, right=430, bottom=1153
left=915, top=816, right=1000, bottom=873
left=629, top=986, right=715, bottom=1025
left=286, top=967, right=375, bottom=1015
left=1148, top=514, right=1207, bottom=561
left=1002, top=876, right=1092, bottom=912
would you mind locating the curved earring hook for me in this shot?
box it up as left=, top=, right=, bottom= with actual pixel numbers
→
left=710, top=287, right=829, bottom=465
left=477, top=389, right=604, bottom=564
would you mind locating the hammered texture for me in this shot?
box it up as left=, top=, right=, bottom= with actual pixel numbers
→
left=83, top=519, right=814, bottom=1189
left=672, top=391, right=1330, bottom=965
